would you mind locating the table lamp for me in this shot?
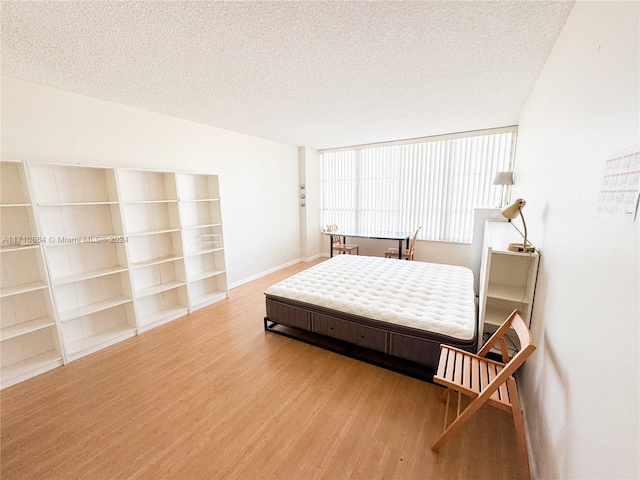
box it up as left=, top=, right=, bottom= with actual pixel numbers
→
left=493, top=171, right=514, bottom=207
left=501, top=198, right=535, bottom=252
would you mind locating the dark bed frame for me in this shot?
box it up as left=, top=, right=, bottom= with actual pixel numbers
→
left=264, top=294, right=478, bottom=381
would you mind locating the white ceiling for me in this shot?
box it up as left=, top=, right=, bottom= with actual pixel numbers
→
left=1, top=1, right=574, bottom=150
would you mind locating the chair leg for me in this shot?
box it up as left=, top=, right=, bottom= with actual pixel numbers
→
left=508, top=378, right=532, bottom=480
left=431, top=394, right=486, bottom=452
left=442, top=389, right=451, bottom=431
left=439, top=387, right=452, bottom=403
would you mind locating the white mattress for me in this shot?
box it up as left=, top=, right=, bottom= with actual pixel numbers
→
left=265, top=255, right=476, bottom=340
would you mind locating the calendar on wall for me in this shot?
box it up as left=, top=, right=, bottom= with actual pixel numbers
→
left=596, top=145, right=640, bottom=223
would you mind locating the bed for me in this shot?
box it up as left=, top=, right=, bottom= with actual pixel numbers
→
left=263, top=255, right=478, bottom=376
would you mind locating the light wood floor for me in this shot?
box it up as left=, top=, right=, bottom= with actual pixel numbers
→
left=1, top=259, right=526, bottom=479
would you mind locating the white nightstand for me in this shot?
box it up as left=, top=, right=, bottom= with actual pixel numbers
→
left=478, top=221, right=539, bottom=354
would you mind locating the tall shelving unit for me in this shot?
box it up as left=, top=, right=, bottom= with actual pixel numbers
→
left=116, top=168, right=189, bottom=332
left=27, top=163, right=137, bottom=362
left=176, top=173, right=228, bottom=311
left=0, top=160, right=64, bottom=388
left=478, top=221, right=539, bottom=353
left=1, top=162, right=228, bottom=387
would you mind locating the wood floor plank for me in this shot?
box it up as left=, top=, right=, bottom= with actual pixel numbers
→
left=1, top=258, right=526, bottom=479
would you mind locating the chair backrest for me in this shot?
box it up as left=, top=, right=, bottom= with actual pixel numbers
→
left=326, top=224, right=340, bottom=246
left=408, top=226, right=422, bottom=255
left=478, top=310, right=536, bottom=368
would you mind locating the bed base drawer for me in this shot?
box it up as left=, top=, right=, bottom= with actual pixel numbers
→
left=311, top=313, right=387, bottom=352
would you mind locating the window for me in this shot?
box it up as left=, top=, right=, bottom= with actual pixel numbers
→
left=320, top=127, right=517, bottom=243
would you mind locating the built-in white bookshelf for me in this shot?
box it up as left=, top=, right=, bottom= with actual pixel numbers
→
left=28, top=163, right=137, bottom=362
left=177, top=173, right=228, bottom=310
left=117, top=168, right=189, bottom=332
left=1, top=162, right=228, bottom=387
left=1, top=160, right=64, bottom=388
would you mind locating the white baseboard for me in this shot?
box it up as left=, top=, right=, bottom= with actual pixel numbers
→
left=302, top=253, right=328, bottom=262
left=519, top=381, right=538, bottom=480
left=228, top=254, right=329, bottom=290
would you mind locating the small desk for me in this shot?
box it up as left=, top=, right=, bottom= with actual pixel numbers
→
left=324, top=229, right=412, bottom=259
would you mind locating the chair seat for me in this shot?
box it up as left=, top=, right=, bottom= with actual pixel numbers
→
left=384, top=247, right=410, bottom=258
left=335, top=243, right=359, bottom=254
left=434, top=345, right=514, bottom=411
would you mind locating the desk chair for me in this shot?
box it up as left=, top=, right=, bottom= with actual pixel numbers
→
left=431, top=310, right=536, bottom=480
left=385, top=226, right=421, bottom=260
left=326, top=224, right=359, bottom=255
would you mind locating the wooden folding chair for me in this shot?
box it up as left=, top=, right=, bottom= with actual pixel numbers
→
left=431, top=310, right=536, bottom=480
left=326, top=224, right=359, bottom=255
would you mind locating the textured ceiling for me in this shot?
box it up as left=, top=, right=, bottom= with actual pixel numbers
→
left=1, top=1, right=574, bottom=149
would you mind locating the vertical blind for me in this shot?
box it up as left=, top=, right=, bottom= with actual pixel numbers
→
left=320, top=128, right=517, bottom=243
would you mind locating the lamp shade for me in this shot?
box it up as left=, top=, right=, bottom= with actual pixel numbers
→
left=501, top=198, right=526, bottom=219
left=493, top=171, right=514, bottom=186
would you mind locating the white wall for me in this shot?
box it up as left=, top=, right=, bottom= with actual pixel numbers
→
left=514, top=2, right=639, bottom=478
left=298, top=147, right=323, bottom=261
left=1, top=76, right=303, bottom=288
